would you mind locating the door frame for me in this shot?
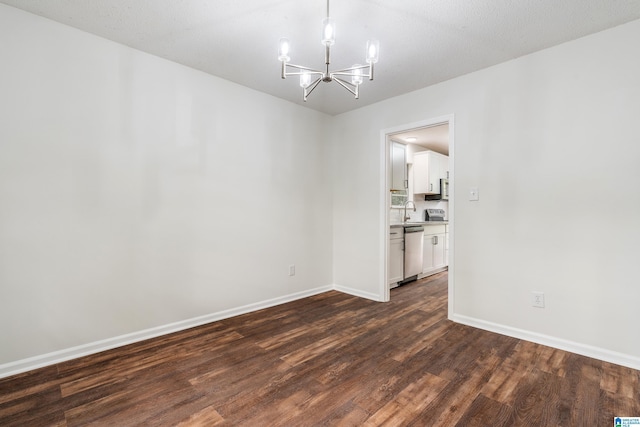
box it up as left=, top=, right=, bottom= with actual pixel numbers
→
left=379, top=114, right=455, bottom=317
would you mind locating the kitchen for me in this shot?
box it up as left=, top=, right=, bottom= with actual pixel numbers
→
left=387, top=123, right=450, bottom=289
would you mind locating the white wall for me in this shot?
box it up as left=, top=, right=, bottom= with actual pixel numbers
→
left=331, top=19, right=640, bottom=367
left=0, top=4, right=333, bottom=372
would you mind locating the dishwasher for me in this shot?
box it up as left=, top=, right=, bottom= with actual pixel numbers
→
left=403, top=225, right=424, bottom=281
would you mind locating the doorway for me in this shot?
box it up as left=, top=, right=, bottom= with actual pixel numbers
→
left=380, top=115, right=454, bottom=318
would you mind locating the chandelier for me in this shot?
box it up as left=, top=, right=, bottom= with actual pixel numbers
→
left=277, top=0, right=379, bottom=101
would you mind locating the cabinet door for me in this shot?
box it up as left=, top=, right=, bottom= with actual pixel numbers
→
left=412, top=152, right=428, bottom=194
left=427, top=152, right=441, bottom=194
left=388, top=239, right=404, bottom=284
left=422, top=234, right=434, bottom=273
left=440, top=154, right=449, bottom=180
left=390, top=142, right=407, bottom=191
left=413, top=151, right=438, bottom=194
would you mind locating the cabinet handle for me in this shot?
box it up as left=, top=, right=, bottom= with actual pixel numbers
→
left=433, top=235, right=438, bottom=245
left=430, top=183, right=433, bottom=192
left=404, top=180, right=408, bottom=189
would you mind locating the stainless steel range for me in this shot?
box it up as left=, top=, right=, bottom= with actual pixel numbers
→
left=425, top=209, right=446, bottom=221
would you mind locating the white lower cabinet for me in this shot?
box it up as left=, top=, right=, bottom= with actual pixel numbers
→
left=422, top=224, right=447, bottom=276
left=388, top=227, right=404, bottom=285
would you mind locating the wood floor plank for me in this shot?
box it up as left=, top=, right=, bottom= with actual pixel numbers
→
left=453, top=394, right=513, bottom=427
left=601, top=360, right=640, bottom=399
left=0, top=365, right=60, bottom=405
left=317, top=400, right=370, bottom=426
left=1, top=271, right=639, bottom=426
left=481, top=341, right=538, bottom=405
left=279, top=333, right=353, bottom=367
left=569, top=363, right=601, bottom=426
left=0, top=386, right=66, bottom=427
left=409, top=354, right=503, bottom=426
left=390, top=319, right=450, bottom=363
left=363, top=371, right=449, bottom=426
left=506, top=367, right=565, bottom=426
left=174, top=405, right=225, bottom=426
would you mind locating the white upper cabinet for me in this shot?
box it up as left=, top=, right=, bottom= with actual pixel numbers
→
left=390, top=142, right=407, bottom=192
left=428, top=153, right=441, bottom=194
left=413, top=150, right=448, bottom=194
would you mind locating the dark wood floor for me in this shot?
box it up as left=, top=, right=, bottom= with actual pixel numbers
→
left=1, top=272, right=639, bottom=426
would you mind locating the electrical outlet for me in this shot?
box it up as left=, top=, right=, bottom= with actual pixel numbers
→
left=532, top=291, right=545, bottom=308
left=289, top=265, right=295, bottom=276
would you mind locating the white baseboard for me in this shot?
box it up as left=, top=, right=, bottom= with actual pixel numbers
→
left=333, top=284, right=384, bottom=302
left=0, top=285, right=333, bottom=379
left=451, top=313, right=640, bottom=371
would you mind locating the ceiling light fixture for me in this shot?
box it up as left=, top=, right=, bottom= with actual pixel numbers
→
left=278, top=0, right=379, bottom=102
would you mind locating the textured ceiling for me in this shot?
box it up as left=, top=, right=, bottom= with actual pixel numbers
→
left=2, top=0, right=639, bottom=115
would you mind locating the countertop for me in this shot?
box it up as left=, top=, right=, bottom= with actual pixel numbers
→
left=390, top=221, right=448, bottom=228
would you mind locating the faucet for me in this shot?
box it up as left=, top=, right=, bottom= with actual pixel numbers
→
left=403, top=200, right=416, bottom=222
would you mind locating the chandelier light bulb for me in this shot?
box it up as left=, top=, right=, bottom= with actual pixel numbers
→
left=278, top=38, right=290, bottom=62
left=321, top=18, right=336, bottom=46
left=351, top=65, right=363, bottom=86
left=300, top=72, right=311, bottom=88
left=366, top=39, right=379, bottom=64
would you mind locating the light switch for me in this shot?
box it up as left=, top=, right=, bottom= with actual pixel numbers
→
left=469, top=187, right=479, bottom=201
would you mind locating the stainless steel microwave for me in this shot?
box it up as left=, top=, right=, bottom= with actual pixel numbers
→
left=424, top=179, right=448, bottom=201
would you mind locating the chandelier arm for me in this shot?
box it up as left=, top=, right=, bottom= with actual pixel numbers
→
left=331, top=63, right=373, bottom=80
left=284, top=63, right=324, bottom=82
left=303, top=77, right=323, bottom=101
left=286, top=71, right=324, bottom=77
left=284, top=63, right=324, bottom=74
left=331, top=71, right=370, bottom=78
left=332, top=64, right=370, bottom=73
left=332, top=77, right=359, bottom=98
